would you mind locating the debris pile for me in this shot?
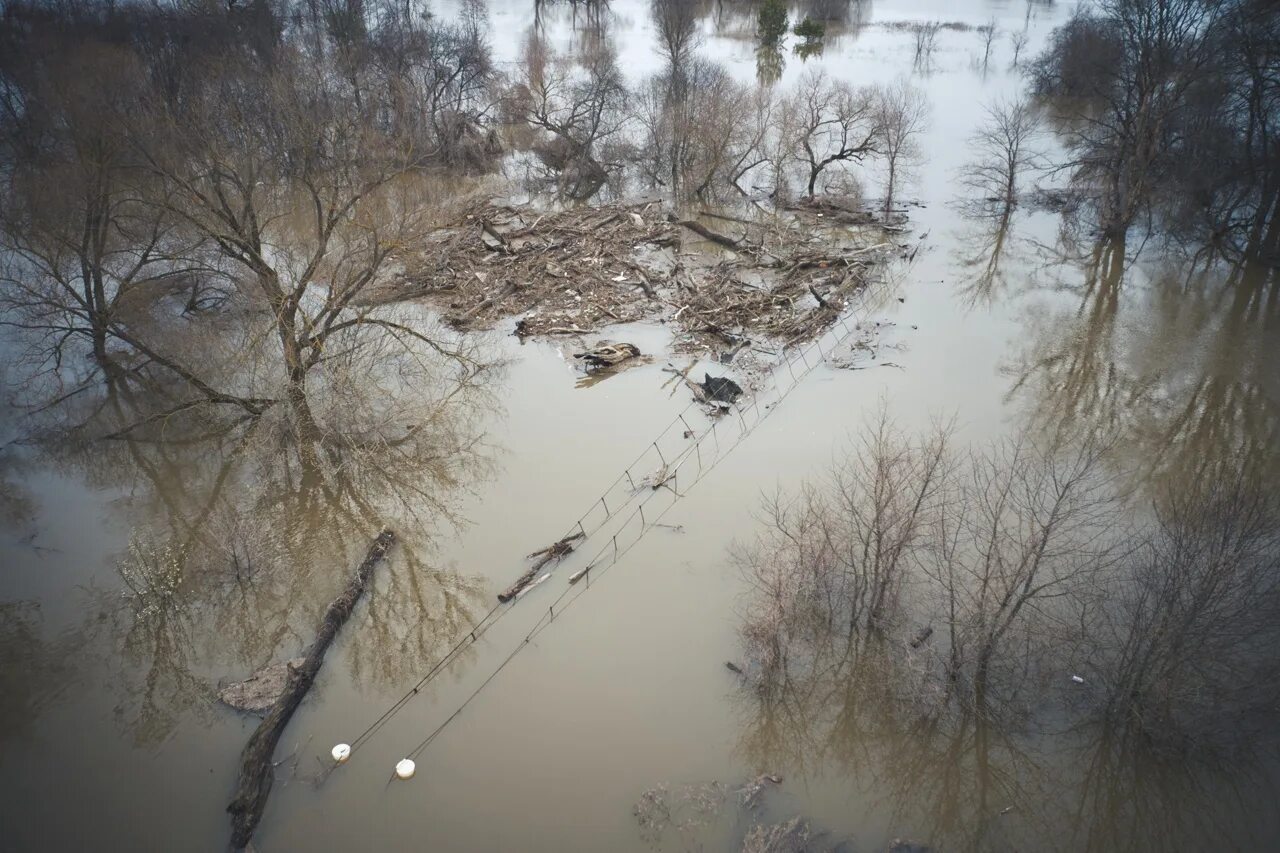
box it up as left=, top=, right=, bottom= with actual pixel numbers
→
left=385, top=199, right=896, bottom=352
left=393, top=201, right=676, bottom=335
left=633, top=774, right=847, bottom=853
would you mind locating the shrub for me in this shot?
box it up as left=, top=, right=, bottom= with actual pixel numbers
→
left=758, top=0, right=788, bottom=46
left=793, top=16, right=826, bottom=42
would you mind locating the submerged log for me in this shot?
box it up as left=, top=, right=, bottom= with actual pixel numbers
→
left=226, top=528, right=396, bottom=850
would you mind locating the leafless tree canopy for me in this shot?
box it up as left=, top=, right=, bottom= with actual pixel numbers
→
left=0, top=0, right=499, bottom=443
left=736, top=410, right=1280, bottom=748
left=786, top=69, right=883, bottom=198
left=1031, top=0, right=1280, bottom=268
left=876, top=78, right=929, bottom=214
left=955, top=99, right=1044, bottom=220
left=510, top=25, right=629, bottom=199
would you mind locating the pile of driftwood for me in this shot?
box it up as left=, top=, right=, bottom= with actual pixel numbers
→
left=672, top=242, right=888, bottom=349
left=393, top=200, right=678, bottom=335
left=385, top=199, right=896, bottom=351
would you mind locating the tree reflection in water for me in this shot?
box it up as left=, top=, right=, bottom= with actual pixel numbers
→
left=730, top=409, right=1280, bottom=851
left=1009, top=237, right=1279, bottom=494
left=39, top=325, right=502, bottom=746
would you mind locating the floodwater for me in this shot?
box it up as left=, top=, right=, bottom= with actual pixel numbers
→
left=2, top=1, right=1278, bottom=851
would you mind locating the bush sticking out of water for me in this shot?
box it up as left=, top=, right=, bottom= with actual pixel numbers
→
left=758, top=0, right=788, bottom=47
left=793, top=17, right=826, bottom=43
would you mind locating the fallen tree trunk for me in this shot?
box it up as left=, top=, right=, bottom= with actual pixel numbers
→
left=669, top=215, right=743, bottom=251
left=227, top=528, right=396, bottom=850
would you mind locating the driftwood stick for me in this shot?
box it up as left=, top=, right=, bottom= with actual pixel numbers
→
left=668, top=215, right=743, bottom=251
left=498, top=532, right=585, bottom=602
left=455, top=281, right=518, bottom=324
left=227, top=528, right=396, bottom=850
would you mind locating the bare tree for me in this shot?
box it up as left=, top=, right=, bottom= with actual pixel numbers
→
left=134, top=43, right=477, bottom=440
left=912, top=21, right=941, bottom=69
left=1031, top=0, right=1225, bottom=240
left=363, top=1, right=499, bottom=167
left=0, top=11, right=253, bottom=415
left=1009, top=28, right=1030, bottom=67
left=978, top=17, right=999, bottom=71
left=737, top=410, right=1126, bottom=717
left=875, top=78, right=929, bottom=215
left=787, top=69, right=882, bottom=197
left=736, top=410, right=953, bottom=682
left=636, top=58, right=767, bottom=199
left=511, top=27, right=630, bottom=199
left=1086, top=471, right=1280, bottom=749
left=921, top=436, right=1124, bottom=711
left=650, top=0, right=701, bottom=79
left=956, top=99, right=1044, bottom=219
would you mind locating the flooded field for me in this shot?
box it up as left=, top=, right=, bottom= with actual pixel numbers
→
left=1, top=0, right=1278, bottom=851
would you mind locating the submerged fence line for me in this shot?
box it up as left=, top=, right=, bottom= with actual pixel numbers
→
left=337, top=283, right=891, bottom=767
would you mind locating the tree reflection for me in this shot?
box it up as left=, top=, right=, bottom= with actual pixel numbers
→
left=0, top=601, right=74, bottom=746
left=952, top=212, right=1018, bottom=308
left=731, top=413, right=1280, bottom=851
left=49, top=332, right=500, bottom=745
left=1008, top=238, right=1280, bottom=495
left=950, top=99, right=1043, bottom=308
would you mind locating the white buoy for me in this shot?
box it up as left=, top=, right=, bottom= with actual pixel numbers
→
left=331, top=743, right=351, bottom=763
left=395, top=758, right=416, bottom=780
left=1070, top=675, right=1085, bottom=684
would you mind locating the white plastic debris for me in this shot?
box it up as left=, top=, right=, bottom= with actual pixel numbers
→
left=1070, top=675, right=1085, bottom=684
left=395, top=758, right=416, bottom=780
left=331, top=743, right=351, bottom=763
left=516, top=572, right=551, bottom=600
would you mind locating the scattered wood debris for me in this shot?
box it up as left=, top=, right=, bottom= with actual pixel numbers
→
left=498, top=531, right=585, bottom=602
left=380, top=198, right=897, bottom=353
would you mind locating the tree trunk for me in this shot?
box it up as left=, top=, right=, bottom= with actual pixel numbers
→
left=91, top=318, right=111, bottom=372
left=226, top=528, right=396, bottom=850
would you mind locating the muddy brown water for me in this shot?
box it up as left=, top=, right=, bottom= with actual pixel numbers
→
left=2, top=1, right=1279, bottom=851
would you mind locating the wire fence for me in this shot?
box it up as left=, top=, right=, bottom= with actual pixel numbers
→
left=337, top=288, right=886, bottom=769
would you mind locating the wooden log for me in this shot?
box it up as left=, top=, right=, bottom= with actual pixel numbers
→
left=668, top=215, right=743, bottom=251
left=227, top=528, right=396, bottom=850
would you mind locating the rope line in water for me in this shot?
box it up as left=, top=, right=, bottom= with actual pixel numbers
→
left=390, top=304, right=880, bottom=764
left=342, top=399, right=708, bottom=755
left=335, top=248, right=899, bottom=764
